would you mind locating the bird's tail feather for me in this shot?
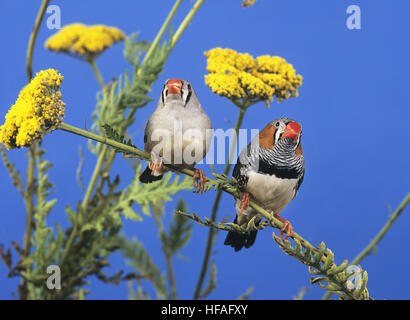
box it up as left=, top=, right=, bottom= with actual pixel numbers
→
left=224, top=216, right=259, bottom=252
left=139, top=166, right=163, bottom=183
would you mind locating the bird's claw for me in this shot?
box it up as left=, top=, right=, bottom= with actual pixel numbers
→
left=193, top=169, right=206, bottom=194
left=149, top=157, right=163, bottom=173
left=274, top=213, right=293, bottom=240
left=239, top=192, right=250, bottom=216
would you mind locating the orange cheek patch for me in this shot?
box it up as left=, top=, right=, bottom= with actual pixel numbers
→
left=258, top=124, right=276, bottom=149
left=295, top=141, right=303, bottom=156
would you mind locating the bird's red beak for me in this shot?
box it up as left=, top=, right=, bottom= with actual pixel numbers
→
left=281, top=121, right=301, bottom=141
left=167, top=79, right=182, bottom=96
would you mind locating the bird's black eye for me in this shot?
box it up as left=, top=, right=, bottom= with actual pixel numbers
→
left=275, top=122, right=280, bottom=127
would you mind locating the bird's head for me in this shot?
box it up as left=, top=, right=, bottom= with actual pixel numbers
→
left=161, top=79, right=195, bottom=107
left=258, top=118, right=303, bottom=154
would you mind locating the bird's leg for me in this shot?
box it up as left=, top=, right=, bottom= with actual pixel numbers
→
left=239, top=192, right=250, bottom=216
left=149, top=152, right=163, bottom=175
left=193, top=168, right=206, bottom=194
left=274, top=213, right=293, bottom=240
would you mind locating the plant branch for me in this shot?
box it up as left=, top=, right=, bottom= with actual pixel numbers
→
left=23, top=145, right=36, bottom=258
left=171, top=0, right=205, bottom=48
left=89, top=59, right=105, bottom=90
left=321, top=192, right=410, bottom=300
left=152, top=202, right=178, bottom=300
left=137, top=0, right=183, bottom=74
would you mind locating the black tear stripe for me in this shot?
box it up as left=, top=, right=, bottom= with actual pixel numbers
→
left=161, top=89, right=167, bottom=105
left=185, top=89, right=192, bottom=106
left=257, top=157, right=300, bottom=179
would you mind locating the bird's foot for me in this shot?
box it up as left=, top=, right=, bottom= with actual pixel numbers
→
left=274, top=213, right=293, bottom=240
left=193, top=169, right=206, bottom=194
left=149, top=157, right=163, bottom=175
left=239, top=192, right=250, bottom=216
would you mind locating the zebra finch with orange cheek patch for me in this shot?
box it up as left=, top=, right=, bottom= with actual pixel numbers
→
left=225, top=118, right=305, bottom=251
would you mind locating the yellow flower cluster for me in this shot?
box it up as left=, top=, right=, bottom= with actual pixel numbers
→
left=204, top=48, right=303, bottom=102
left=45, top=23, right=125, bottom=57
left=0, top=69, right=65, bottom=149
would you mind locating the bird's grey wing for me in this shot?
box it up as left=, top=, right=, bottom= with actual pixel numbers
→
left=144, top=115, right=156, bottom=154
left=293, top=160, right=305, bottom=198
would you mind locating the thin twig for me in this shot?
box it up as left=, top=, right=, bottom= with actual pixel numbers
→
left=152, top=201, right=178, bottom=300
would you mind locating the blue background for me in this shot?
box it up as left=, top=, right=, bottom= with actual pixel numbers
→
left=0, top=0, right=409, bottom=300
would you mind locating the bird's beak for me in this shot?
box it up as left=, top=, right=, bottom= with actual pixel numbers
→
left=167, top=79, right=182, bottom=97
left=281, top=121, right=301, bottom=141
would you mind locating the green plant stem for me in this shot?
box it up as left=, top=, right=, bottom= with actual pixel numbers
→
left=152, top=204, right=178, bottom=300
left=89, top=59, right=105, bottom=90
left=82, top=59, right=107, bottom=212
left=23, top=145, right=36, bottom=258
left=81, top=148, right=107, bottom=210
left=321, top=192, right=410, bottom=300
left=193, top=106, right=246, bottom=300
left=26, top=0, right=50, bottom=80
left=171, top=0, right=205, bottom=48
left=164, top=252, right=177, bottom=300
left=137, top=0, right=183, bottom=73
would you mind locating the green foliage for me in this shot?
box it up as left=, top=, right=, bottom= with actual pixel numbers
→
left=273, top=235, right=370, bottom=300
left=0, top=145, right=24, bottom=195
left=160, top=199, right=193, bottom=255
left=237, top=286, right=254, bottom=300
left=111, top=164, right=194, bottom=223
left=199, top=260, right=217, bottom=299
left=101, top=124, right=136, bottom=152
left=123, top=32, right=151, bottom=66
left=175, top=210, right=269, bottom=234
left=116, top=234, right=168, bottom=299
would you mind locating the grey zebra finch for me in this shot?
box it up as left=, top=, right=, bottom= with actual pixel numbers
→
left=139, top=79, right=212, bottom=194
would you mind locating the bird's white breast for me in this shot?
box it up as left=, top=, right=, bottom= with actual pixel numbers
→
left=147, top=103, right=211, bottom=166
left=245, top=171, right=297, bottom=214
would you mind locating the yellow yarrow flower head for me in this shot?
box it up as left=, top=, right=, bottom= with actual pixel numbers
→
left=0, top=69, right=65, bottom=149
left=204, top=48, right=302, bottom=105
left=45, top=23, right=125, bottom=59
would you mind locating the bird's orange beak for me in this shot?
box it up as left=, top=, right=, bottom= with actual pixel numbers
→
left=281, top=121, right=301, bottom=141
left=167, top=79, right=182, bottom=96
